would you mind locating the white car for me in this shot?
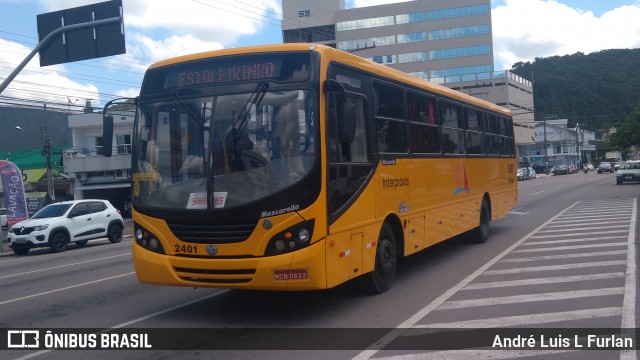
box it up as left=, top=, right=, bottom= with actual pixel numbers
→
left=0, top=207, right=6, bottom=228
left=7, top=199, right=124, bottom=255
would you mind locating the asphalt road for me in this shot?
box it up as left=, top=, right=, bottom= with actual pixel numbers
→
left=1, top=171, right=638, bottom=360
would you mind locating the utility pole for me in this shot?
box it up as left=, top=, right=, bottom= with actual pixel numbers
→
left=42, top=104, right=55, bottom=201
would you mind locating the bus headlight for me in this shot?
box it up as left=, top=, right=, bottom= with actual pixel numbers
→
left=298, top=229, right=310, bottom=243
left=265, top=219, right=315, bottom=256
left=133, top=223, right=166, bottom=254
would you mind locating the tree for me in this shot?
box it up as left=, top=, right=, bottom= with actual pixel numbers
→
left=609, top=107, right=640, bottom=153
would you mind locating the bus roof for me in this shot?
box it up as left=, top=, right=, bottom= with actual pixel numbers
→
left=148, top=43, right=511, bottom=117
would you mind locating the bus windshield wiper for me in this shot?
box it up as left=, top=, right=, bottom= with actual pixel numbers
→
left=228, top=81, right=269, bottom=162
left=169, top=89, right=206, bottom=129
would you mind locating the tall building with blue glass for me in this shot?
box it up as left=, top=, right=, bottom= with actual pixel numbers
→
left=281, top=0, right=535, bottom=157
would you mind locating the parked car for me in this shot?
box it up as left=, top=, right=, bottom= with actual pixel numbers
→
left=7, top=199, right=124, bottom=255
left=616, top=160, right=640, bottom=185
left=597, top=162, right=613, bottom=174
left=0, top=207, right=6, bottom=229
left=517, top=167, right=526, bottom=181
left=553, top=164, right=569, bottom=175
left=527, top=167, right=537, bottom=179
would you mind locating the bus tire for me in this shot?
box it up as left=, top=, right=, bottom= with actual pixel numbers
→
left=472, top=200, right=490, bottom=244
left=362, top=222, right=397, bottom=294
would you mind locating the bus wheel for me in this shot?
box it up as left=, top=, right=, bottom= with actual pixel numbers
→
left=472, top=200, right=490, bottom=244
left=362, top=223, right=397, bottom=294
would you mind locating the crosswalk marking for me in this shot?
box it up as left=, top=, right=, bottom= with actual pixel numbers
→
left=482, top=260, right=627, bottom=275
left=439, top=287, right=624, bottom=310
left=501, top=250, right=627, bottom=262
left=354, top=199, right=636, bottom=360
left=414, top=307, right=622, bottom=328
left=512, top=243, right=627, bottom=253
left=530, top=229, right=628, bottom=238
left=462, top=273, right=626, bottom=290
left=521, top=236, right=627, bottom=245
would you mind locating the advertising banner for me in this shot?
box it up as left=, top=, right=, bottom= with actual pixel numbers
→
left=0, top=160, right=29, bottom=228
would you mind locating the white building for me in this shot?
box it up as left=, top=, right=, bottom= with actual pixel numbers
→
left=527, top=119, right=595, bottom=167
left=63, top=110, right=133, bottom=210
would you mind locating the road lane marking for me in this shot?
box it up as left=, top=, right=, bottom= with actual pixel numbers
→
left=482, top=260, right=627, bottom=275
left=530, top=230, right=628, bottom=238
left=522, top=235, right=627, bottom=245
left=545, top=220, right=629, bottom=228
left=0, top=253, right=131, bottom=279
left=371, top=349, right=579, bottom=360
left=462, top=273, right=626, bottom=290
left=529, top=190, right=545, bottom=195
left=621, top=199, right=637, bottom=360
left=439, top=287, right=624, bottom=310
left=14, top=291, right=228, bottom=360
left=414, top=307, right=621, bottom=328
left=513, top=243, right=627, bottom=253
left=501, top=250, right=627, bottom=262
left=537, top=226, right=628, bottom=233
left=0, top=272, right=135, bottom=305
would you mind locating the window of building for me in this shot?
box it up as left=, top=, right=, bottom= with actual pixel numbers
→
left=298, top=10, right=310, bottom=17
left=398, top=52, right=427, bottom=64
left=337, top=16, right=394, bottom=31
left=371, top=54, right=396, bottom=65
left=396, top=12, right=425, bottom=24
left=337, top=36, right=395, bottom=51
left=397, top=32, right=427, bottom=44
left=428, top=5, right=490, bottom=21
left=428, top=24, right=490, bottom=41
left=429, top=44, right=491, bottom=60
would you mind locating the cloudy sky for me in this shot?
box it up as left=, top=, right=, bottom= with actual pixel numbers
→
left=0, top=0, right=639, bottom=111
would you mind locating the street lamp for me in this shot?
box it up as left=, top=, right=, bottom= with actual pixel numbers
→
left=15, top=125, right=55, bottom=201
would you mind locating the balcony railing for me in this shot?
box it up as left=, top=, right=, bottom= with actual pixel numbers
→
left=63, top=145, right=131, bottom=174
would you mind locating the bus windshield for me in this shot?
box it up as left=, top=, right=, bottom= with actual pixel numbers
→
left=132, top=88, right=316, bottom=210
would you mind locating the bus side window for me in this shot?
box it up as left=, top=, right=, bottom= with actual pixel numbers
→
left=329, top=95, right=368, bottom=163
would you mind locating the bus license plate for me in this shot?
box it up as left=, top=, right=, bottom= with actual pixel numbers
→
left=273, top=269, right=308, bottom=281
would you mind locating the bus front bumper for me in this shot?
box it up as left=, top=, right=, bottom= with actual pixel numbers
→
left=132, top=239, right=327, bottom=291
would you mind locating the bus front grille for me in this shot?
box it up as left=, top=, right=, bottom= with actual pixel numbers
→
left=174, top=267, right=255, bottom=284
left=167, top=219, right=257, bottom=244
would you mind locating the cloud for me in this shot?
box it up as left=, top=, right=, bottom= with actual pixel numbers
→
left=0, top=38, right=100, bottom=107
left=492, top=0, right=640, bottom=69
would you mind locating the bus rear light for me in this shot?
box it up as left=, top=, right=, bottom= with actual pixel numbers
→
left=134, top=222, right=166, bottom=254
left=265, top=219, right=315, bottom=256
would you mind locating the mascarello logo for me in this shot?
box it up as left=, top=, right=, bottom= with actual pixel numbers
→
left=453, top=163, right=470, bottom=194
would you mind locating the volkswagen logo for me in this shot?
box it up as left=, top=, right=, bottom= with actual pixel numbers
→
left=262, top=219, right=272, bottom=230
left=206, top=245, right=218, bottom=256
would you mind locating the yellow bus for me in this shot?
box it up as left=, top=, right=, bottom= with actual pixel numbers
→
left=103, top=43, right=517, bottom=293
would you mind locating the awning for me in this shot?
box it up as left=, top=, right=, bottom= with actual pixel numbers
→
left=77, top=182, right=130, bottom=191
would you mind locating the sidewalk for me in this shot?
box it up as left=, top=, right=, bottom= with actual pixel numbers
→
left=0, top=219, right=133, bottom=256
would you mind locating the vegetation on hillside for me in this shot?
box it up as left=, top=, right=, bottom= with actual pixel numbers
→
left=510, top=49, right=640, bottom=133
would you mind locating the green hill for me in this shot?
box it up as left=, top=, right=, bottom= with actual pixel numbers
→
left=509, top=48, right=640, bottom=132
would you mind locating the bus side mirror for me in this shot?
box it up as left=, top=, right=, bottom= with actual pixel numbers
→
left=103, top=115, right=114, bottom=158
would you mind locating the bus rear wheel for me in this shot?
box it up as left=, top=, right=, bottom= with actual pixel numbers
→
left=361, top=222, right=397, bottom=294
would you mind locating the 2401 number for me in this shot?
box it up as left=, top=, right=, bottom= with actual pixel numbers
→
left=175, top=244, right=198, bottom=254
